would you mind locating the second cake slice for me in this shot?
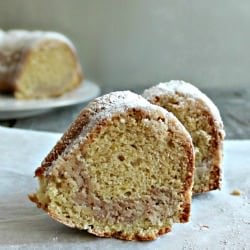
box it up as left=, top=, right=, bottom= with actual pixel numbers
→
left=143, top=81, right=225, bottom=194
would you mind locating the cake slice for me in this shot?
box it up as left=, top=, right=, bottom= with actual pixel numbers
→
left=143, top=81, right=225, bottom=194
left=29, top=91, right=194, bottom=241
left=0, top=30, right=83, bottom=99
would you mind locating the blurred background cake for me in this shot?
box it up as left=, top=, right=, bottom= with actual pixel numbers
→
left=0, top=1, right=248, bottom=90
left=0, top=30, right=83, bottom=99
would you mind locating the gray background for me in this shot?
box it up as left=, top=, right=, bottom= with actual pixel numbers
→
left=1, top=0, right=249, bottom=89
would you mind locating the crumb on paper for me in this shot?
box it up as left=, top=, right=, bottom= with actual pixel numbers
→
left=220, top=240, right=228, bottom=245
left=199, top=224, right=209, bottom=231
left=230, top=189, right=241, bottom=196
left=243, top=220, right=250, bottom=225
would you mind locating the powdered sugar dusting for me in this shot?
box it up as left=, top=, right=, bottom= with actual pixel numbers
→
left=49, top=91, right=192, bottom=169
left=0, top=29, right=75, bottom=53
left=143, top=80, right=224, bottom=135
left=87, top=90, right=157, bottom=115
left=63, top=91, right=169, bottom=153
left=80, top=90, right=187, bottom=138
left=42, top=91, right=193, bottom=175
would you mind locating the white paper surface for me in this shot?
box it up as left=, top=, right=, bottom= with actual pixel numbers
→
left=0, top=126, right=249, bottom=250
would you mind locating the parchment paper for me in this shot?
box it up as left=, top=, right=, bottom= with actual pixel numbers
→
left=0, top=126, right=249, bottom=249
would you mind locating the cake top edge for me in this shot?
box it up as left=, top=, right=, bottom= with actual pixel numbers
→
left=143, top=80, right=224, bottom=130
left=0, top=29, right=75, bottom=51
left=85, top=90, right=178, bottom=122
left=38, top=90, right=192, bottom=176
left=143, top=80, right=206, bottom=100
left=78, top=90, right=192, bottom=144
left=62, top=90, right=192, bottom=159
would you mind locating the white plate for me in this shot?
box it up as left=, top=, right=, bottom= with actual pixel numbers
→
left=0, top=80, right=101, bottom=119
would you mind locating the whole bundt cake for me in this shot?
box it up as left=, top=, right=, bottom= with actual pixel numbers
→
left=0, top=30, right=83, bottom=99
